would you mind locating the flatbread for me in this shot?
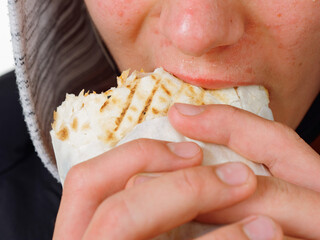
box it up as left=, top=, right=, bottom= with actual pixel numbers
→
left=50, top=68, right=273, bottom=239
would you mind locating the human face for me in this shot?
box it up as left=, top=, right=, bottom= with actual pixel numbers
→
left=85, top=0, right=320, bottom=128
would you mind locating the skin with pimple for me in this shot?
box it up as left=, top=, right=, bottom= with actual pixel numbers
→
left=85, top=0, right=320, bottom=129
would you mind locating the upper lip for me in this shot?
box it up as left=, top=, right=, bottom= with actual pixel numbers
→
left=165, top=70, right=251, bottom=90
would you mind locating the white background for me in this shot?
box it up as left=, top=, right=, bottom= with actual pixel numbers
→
left=0, top=2, right=14, bottom=76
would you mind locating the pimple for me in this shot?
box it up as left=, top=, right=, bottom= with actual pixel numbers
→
left=117, top=10, right=124, bottom=17
left=160, top=39, right=171, bottom=48
left=277, top=13, right=282, bottom=17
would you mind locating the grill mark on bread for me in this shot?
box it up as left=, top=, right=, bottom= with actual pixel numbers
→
left=111, top=98, right=118, bottom=104
left=161, top=84, right=171, bottom=96
left=52, top=111, right=58, bottom=130
left=130, top=106, right=138, bottom=112
left=161, top=103, right=171, bottom=116
left=114, top=83, right=138, bottom=131
left=72, top=118, right=78, bottom=131
left=188, top=86, right=195, bottom=95
left=137, top=79, right=161, bottom=124
left=176, top=83, right=185, bottom=99
left=104, top=89, right=113, bottom=96
left=57, top=127, right=69, bottom=141
left=106, top=132, right=115, bottom=144
left=100, top=131, right=116, bottom=145
left=152, top=108, right=159, bottom=114
left=81, top=123, right=90, bottom=131
left=100, top=99, right=109, bottom=112
left=159, top=96, right=167, bottom=103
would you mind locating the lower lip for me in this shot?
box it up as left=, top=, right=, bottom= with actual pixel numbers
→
left=171, top=73, right=250, bottom=90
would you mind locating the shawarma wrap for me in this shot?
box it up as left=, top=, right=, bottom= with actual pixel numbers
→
left=50, top=68, right=273, bottom=239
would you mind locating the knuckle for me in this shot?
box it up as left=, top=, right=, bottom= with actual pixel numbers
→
left=257, top=177, right=293, bottom=206
left=130, top=138, right=166, bottom=166
left=132, top=138, right=154, bottom=156
left=64, top=163, right=89, bottom=194
left=124, top=139, right=152, bottom=167
left=255, top=177, right=273, bottom=200
left=224, top=106, right=242, bottom=146
left=272, top=178, right=293, bottom=199
left=227, top=105, right=242, bottom=120
left=264, top=121, right=303, bottom=171
left=175, top=167, right=205, bottom=202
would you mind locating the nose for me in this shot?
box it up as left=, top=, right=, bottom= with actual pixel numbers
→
left=159, top=0, right=245, bottom=56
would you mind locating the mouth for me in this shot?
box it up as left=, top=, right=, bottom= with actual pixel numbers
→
left=156, top=57, right=256, bottom=89
left=162, top=70, right=255, bottom=89
left=155, top=53, right=255, bottom=89
left=170, top=72, right=251, bottom=90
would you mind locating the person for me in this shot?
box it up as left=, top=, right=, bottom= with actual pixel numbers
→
left=1, top=0, right=319, bottom=239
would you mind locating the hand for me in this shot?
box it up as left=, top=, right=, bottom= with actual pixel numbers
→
left=54, top=138, right=275, bottom=239
left=53, top=136, right=283, bottom=239
left=53, top=139, right=202, bottom=239
left=168, top=103, right=320, bottom=239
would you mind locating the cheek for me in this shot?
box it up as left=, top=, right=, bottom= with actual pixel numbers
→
left=255, top=1, right=320, bottom=73
left=96, top=0, right=125, bottom=18
left=86, top=0, right=148, bottom=34
left=96, top=0, right=130, bottom=27
left=259, top=1, right=320, bottom=47
left=85, top=0, right=158, bottom=70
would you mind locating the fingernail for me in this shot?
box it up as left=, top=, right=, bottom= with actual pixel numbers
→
left=216, top=162, right=249, bottom=185
left=167, top=142, right=200, bottom=158
left=243, top=216, right=276, bottom=240
left=134, top=173, right=161, bottom=185
left=174, top=103, right=204, bottom=116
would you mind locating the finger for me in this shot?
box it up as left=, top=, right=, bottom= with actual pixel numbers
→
left=82, top=163, right=257, bottom=240
left=196, top=176, right=320, bottom=240
left=195, top=215, right=283, bottom=240
left=168, top=103, right=320, bottom=191
left=53, top=139, right=202, bottom=240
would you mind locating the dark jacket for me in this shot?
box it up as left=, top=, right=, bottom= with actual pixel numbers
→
left=0, top=71, right=61, bottom=240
